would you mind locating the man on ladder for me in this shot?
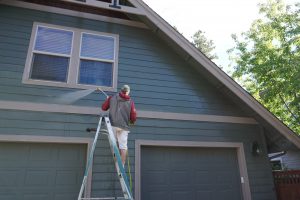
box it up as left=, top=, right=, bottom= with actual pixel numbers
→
left=78, top=85, right=136, bottom=200
left=101, top=85, right=137, bottom=166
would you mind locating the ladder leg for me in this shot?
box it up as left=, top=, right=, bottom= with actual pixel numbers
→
left=104, top=117, right=134, bottom=200
left=78, top=116, right=104, bottom=200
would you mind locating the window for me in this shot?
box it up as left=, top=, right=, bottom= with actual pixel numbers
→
left=23, top=23, right=119, bottom=91
left=271, top=159, right=283, bottom=171
left=30, top=26, right=73, bottom=82
left=79, top=33, right=115, bottom=87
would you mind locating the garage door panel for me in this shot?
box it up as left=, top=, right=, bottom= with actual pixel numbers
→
left=57, top=146, right=85, bottom=162
left=171, top=190, right=193, bottom=200
left=0, top=143, right=27, bottom=159
left=25, top=170, right=51, bottom=186
left=29, top=146, right=52, bottom=161
left=213, top=189, right=236, bottom=199
left=147, top=190, right=169, bottom=200
left=216, top=171, right=236, bottom=185
left=0, top=170, right=18, bottom=186
left=0, top=194, right=16, bottom=200
left=0, top=142, right=86, bottom=200
left=195, top=171, right=213, bottom=185
left=55, top=170, right=81, bottom=186
left=144, top=170, right=168, bottom=185
left=170, top=170, right=190, bottom=185
left=23, top=193, right=49, bottom=200
left=54, top=193, right=77, bottom=200
left=196, top=190, right=212, bottom=199
left=141, top=146, right=242, bottom=200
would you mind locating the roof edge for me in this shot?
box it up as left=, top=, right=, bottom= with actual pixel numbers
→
left=128, top=0, right=300, bottom=148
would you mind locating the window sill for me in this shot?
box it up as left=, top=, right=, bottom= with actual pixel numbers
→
left=22, top=79, right=117, bottom=92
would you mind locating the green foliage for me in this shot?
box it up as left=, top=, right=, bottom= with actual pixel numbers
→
left=192, top=30, right=218, bottom=60
left=228, top=0, right=300, bottom=134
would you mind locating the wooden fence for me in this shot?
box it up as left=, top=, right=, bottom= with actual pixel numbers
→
left=273, top=170, right=300, bottom=200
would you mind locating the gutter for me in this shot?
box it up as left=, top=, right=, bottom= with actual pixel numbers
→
left=269, top=151, right=287, bottom=160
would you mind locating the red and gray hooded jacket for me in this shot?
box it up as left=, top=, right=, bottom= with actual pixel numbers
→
left=102, top=92, right=137, bottom=131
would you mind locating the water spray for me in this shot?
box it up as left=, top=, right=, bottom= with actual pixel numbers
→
left=96, top=87, right=109, bottom=98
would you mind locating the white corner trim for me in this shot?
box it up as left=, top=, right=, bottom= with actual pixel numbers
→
left=127, top=0, right=300, bottom=149
left=0, top=100, right=257, bottom=124
left=0, top=0, right=148, bottom=29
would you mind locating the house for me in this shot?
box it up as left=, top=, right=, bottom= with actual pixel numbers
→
left=0, top=0, right=300, bottom=200
left=270, top=150, right=300, bottom=170
left=279, top=150, right=300, bottom=170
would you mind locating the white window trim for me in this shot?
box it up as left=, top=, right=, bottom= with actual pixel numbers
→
left=271, top=157, right=283, bottom=170
left=23, top=22, right=119, bottom=92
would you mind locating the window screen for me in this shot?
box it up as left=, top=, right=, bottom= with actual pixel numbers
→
left=31, top=54, right=69, bottom=82
left=79, top=33, right=115, bottom=86
left=81, top=33, right=115, bottom=60
left=34, top=26, right=73, bottom=54
left=79, top=60, right=112, bottom=86
left=29, top=26, right=73, bottom=82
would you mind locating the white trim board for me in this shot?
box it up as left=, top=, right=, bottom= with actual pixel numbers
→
left=0, top=0, right=148, bottom=29
left=0, top=100, right=257, bottom=124
left=135, top=140, right=252, bottom=200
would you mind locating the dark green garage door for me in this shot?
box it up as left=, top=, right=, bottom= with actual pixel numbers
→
left=0, top=142, right=86, bottom=200
left=141, top=146, right=242, bottom=200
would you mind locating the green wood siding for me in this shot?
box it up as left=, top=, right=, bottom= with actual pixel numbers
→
left=0, top=4, right=276, bottom=200
left=0, top=4, right=247, bottom=116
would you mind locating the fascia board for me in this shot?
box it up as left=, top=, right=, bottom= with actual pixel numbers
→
left=61, top=0, right=146, bottom=15
left=127, top=0, right=300, bottom=149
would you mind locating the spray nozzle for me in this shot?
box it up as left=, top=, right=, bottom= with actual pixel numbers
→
left=95, top=87, right=109, bottom=98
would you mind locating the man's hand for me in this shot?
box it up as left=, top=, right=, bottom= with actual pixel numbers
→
left=96, top=88, right=109, bottom=99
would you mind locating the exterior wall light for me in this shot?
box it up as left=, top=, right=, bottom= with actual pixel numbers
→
left=252, top=141, right=261, bottom=156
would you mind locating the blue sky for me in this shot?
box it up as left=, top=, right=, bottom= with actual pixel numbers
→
left=142, top=0, right=298, bottom=72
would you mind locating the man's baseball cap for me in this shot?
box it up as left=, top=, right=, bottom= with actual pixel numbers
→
left=121, top=85, right=130, bottom=92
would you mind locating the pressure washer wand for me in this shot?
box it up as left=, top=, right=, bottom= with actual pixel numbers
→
left=96, top=87, right=109, bottom=98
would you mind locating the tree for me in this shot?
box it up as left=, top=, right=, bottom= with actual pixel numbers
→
left=192, top=30, right=218, bottom=60
left=228, top=0, right=300, bottom=134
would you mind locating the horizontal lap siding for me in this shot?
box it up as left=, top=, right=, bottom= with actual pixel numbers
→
left=0, top=4, right=276, bottom=200
left=0, top=4, right=247, bottom=116
left=130, top=119, right=276, bottom=200
left=0, top=109, right=98, bottom=137
left=0, top=109, right=276, bottom=199
left=92, top=117, right=276, bottom=198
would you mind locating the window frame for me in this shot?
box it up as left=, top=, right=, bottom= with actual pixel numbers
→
left=23, top=22, right=119, bottom=91
left=270, top=157, right=283, bottom=171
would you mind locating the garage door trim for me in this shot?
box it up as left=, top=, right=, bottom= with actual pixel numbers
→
left=0, top=134, right=93, bottom=198
left=135, top=140, right=251, bottom=200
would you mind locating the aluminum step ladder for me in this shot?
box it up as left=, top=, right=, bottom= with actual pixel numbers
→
left=78, top=115, right=134, bottom=200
